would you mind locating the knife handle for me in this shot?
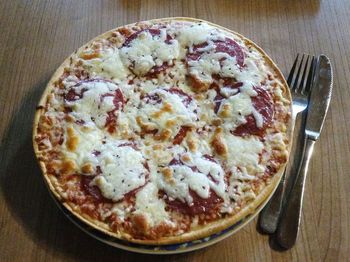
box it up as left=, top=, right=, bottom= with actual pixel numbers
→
left=276, top=136, right=315, bottom=249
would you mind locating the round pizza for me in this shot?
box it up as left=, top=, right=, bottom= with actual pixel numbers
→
left=33, top=18, right=291, bottom=245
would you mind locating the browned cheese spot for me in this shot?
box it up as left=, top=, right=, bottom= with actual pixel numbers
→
left=161, top=167, right=174, bottom=184
left=136, top=116, right=157, bottom=133
left=187, top=137, right=197, bottom=152
left=181, top=153, right=191, bottom=163
left=218, top=104, right=231, bottom=118
left=66, top=126, right=79, bottom=151
left=211, top=127, right=228, bottom=157
left=64, top=114, right=75, bottom=123
left=154, top=129, right=172, bottom=141
left=152, top=144, right=162, bottom=150
left=81, top=162, right=94, bottom=174
left=165, top=119, right=176, bottom=128
left=151, top=102, right=173, bottom=119
left=211, top=118, right=222, bottom=126
left=189, top=75, right=210, bottom=92
left=61, top=159, right=77, bottom=175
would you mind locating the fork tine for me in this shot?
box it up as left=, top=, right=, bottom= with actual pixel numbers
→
left=292, top=54, right=305, bottom=91
left=287, top=54, right=299, bottom=87
left=303, top=56, right=317, bottom=95
left=298, top=55, right=310, bottom=93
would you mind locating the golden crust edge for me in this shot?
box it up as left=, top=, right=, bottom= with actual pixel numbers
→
left=32, top=17, right=293, bottom=245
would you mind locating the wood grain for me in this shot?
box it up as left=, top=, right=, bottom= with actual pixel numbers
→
left=0, top=0, right=349, bottom=261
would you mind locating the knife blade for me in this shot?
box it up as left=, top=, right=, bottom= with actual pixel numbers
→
left=304, top=55, right=333, bottom=140
left=276, top=54, right=333, bottom=249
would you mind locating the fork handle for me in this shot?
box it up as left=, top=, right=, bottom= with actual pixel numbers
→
left=276, top=136, right=315, bottom=249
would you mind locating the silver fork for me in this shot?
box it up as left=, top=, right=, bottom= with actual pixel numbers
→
left=259, top=54, right=317, bottom=234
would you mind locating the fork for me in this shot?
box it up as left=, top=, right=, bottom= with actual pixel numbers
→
left=258, top=54, right=316, bottom=234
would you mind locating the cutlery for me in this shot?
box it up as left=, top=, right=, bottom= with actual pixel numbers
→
left=276, top=55, right=333, bottom=249
left=259, top=54, right=317, bottom=234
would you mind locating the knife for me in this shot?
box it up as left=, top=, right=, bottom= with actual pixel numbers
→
left=275, top=55, right=333, bottom=249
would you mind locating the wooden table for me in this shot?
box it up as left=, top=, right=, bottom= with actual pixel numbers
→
left=1, top=0, right=349, bottom=261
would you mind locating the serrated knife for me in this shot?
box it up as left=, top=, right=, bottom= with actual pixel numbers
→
left=276, top=54, right=333, bottom=249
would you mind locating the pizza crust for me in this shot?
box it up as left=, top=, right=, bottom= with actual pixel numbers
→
left=33, top=17, right=292, bottom=245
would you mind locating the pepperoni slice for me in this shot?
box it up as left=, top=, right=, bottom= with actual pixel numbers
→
left=103, top=89, right=125, bottom=133
left=214, top=93, right=225, bottom=114
left=145, top=62, right=171, bottom=78
left=214, top=38, right=245, bottom=67
left=64, top=79, right=125, bottom=134
left=142, top=88, right=193, bottom=108
left=80, top=176, right=111, bottom=203
left=187, top=38, right=244, bottom=67
left=123, top=28, right=174, bottom=78
left=212, top=76, right=243, bottom=90
left=203, top=154, right=216, bottom=162
left=65, top=89, right=85, bottom=101
left=141, top=93, right=162, bottom=105
left=82, top=143, right=150, bottom=204
left=64, top=79, right=117, bottom=102
left=213, top=82, right=243, bottom=113
left=65, top=86, right=89, bottom=102
left=118, top=142, right=138, bottom=151
left=186, top=38, right=245, bottom=91
left=232, top=86, right=274, bottom=137
left=163, top=189, right=223, bottom=216
left=167, top=87, right=193, bottom=107
left=168, top=158, right=182, bottom=166
left=162, top=156, right=223, bottom=216
left=123, top=28, right=172, bottom=46
left=81, top=176, right=147, bottom=204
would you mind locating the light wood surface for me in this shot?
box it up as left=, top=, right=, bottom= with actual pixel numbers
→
left=0, top=0, right=349, bottom=261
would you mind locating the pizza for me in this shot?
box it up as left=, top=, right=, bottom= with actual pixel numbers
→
left=33, top=18, right=291, bottom=245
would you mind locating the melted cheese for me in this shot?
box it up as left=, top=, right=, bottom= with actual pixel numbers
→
left=236, top=59, right=265, bottom=88
left=66, top=81, right=119, bottom=129
left=158, top=152, right=225, bottom=204
left=134, top=183, right=171, bottom=226
left=131, top=88, right=198, bottom=135
left=218, top=92, right=254, bottom=129
left=120, top=30, right=180, bottom=76
left=220, top=87, right=239, bottom=98
left=62, top=124, right=104, bottom=167
left=187, top=52, right=225, bottom=84
left=80, top=48, right=129, bottom=80
left=224, top=133, right=264, bottom=170
left=91, top=142, right=147, bottom=201
left=177, top=23, right=225, bottom=48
